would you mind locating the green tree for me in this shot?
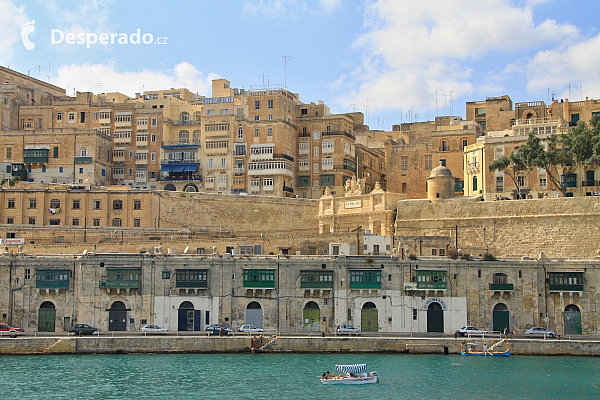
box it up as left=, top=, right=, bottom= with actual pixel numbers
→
left=488, top=150, right=531, bottom=199
left=562, top=115, right=600, bottom=166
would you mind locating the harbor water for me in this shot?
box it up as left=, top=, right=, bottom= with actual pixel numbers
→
left=3, top=353, right=599, bottom=399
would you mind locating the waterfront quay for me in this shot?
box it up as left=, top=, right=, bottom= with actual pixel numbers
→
left=2, top=334, right=600, bottom=356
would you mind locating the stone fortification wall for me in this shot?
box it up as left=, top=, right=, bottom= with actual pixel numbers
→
left=158, top=192, right=319, bottom=235
left=395, top=197, right=600, bottom=258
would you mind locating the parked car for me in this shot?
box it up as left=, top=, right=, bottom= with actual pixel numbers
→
left=205, top=324, right=234, bottom=335
left=524, top=327, right=556, bottom=338
left=336, top=324, right=360, bottom=334
left=455, top=326, right=487, bottom=336
left=67, top=324, right=100, bottom=335
left=238, top=324, right=263, bottom=333
left=140, top=324, right=168, bottom=332
left=0, top=323, right=24, bottom=338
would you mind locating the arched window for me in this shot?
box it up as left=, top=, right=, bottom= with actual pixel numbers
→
left=192, top=130, right=201, bottom=145
left=473, top=176, right=478, bottom=191
left=179, top=130, right=189, bottom=144
left=179, top=112, right=190, bottom=125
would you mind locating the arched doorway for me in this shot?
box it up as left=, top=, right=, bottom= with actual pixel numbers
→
left=361, top=302, right=378, bottom=332
left=38, top=301, right=56, bottom=332
left=245, top=301, right=263, bottom=329
left=427, top=302, right=444, bottom=332
left=493, top=303, right=509, bottom=333
left=303, top=301, right=320, bottom=333
left=108, top=301, right=127, bottom=331
left=178, top=301, right=200, bottom=331
left=564, top=304, right=582, bottom=334
left=164, top=183, right=176, bottom=191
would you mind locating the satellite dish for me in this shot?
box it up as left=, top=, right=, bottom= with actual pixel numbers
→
left=82, top=249, right=87, bottom=256
left=184, top=246, right=189, bottom=254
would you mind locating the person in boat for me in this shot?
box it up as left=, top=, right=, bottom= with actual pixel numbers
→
left=325, top=371, right=333, bottom=379
left=322, top=372, right=326, bottom=379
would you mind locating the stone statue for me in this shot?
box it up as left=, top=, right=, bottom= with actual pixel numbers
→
left=323, top=187, right=332, bottom=197
left=344, top=176, right=366, bottom=196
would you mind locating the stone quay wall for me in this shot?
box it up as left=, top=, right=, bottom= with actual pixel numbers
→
left=2, top=336, right=600, bottom=357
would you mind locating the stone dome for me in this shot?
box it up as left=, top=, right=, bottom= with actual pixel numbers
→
left=429, top=161, right=453, bottom=178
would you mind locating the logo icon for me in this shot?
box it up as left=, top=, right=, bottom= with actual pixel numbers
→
left=20, top=20, right=35, bottom=50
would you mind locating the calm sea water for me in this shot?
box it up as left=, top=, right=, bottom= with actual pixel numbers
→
left=2, top=353, right=599, bottom=399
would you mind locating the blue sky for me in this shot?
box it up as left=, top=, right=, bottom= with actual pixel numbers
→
left=3, top=0, right=600, bottom=131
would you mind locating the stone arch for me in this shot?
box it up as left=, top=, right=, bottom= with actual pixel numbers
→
left=183, top=183, right=198, bottom=192
left=179, top=111, right=190, bottom=124
left=492, top=303, right=509, bottom=332
left=245, top=301, right=263, bottom=329
left=426, top=301, right=444, bottom=332
left=177, top=301, right=200, bottom=331
left=108, top=301, right=127, bottom=331
left=564, top=304, right=582, bottom=334
left=361, top=302, right=378, bottom=332
left=38, top=301, right=56, bottom=332
left=178, top=129, right=189, bottom=144
left=164, top=183, right=176, bottom=191
left=303, top=301, right=320, bottom=332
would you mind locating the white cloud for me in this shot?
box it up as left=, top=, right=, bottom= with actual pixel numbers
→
left=335, top=0, right=580, bottom=116
left=526, top=34, right=600, bottom=100
left=0, top=0, right=29, bottom=64
left=37, top=0, right=114, bottom=32
left=242, top=0, right=307, bottom=17
left=54, top=62, right=219, bottom=97
left=318, top=0, right=341, bottom=13
left=242, top=0, right=338, bottom=16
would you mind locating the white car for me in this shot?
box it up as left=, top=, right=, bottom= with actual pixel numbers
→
left=336, top=324, right=360, bottom=334
left=239, top=324, right=263, bottom=333
left=524, top=327, right=556, bottom=338
left=455, top=326, right=487, bottom=336
left=140, top=324, right=168, bottom=332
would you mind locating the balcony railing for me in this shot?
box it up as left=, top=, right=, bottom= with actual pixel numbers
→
left=74, top=156, right=92, bottom=163
left=273, top=153, right=294, bottom=162
left=582, top=180, right=598, bottom=187
left=162, top=141, right=201, bottom=147
left=164, top=118, right=202, bottom=126
left=36, top=280, right=69, bottom=289
left=489, top=283, right=514, bottom=290
left=549, top=283, right=583, bottom=291
left=234, top=167, right=245, bottom=174
left=417, top=281, right=447, bottom=289
left=323, top=130, right=356, bottom=140
left=100, top=279, right=140, bottom=289
left=283, top=185, right=294, bottom=193
left=163, top=159, right=200, bottom=164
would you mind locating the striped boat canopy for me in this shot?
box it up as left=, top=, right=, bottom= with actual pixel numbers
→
left=335, top=364, right=367, bottom=374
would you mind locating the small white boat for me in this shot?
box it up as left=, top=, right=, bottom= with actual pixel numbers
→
left=320, top=364, right=379, bottom=385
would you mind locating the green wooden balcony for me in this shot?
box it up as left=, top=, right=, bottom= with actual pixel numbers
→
left=417, top=281, right=447, bottom=290
left=549, top=283, right=583, bottom=291
left=36, top=279, right=69, bottom=289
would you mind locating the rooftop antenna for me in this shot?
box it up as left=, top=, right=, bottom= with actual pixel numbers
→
left=96, top=81, right=103, bottom=95
left=568, top=83, right=576, bottom=99
left=282, top=55, right=291, bottom=89
left=580, top=82, right=583, bottom=101
left=260, top=73, right=267, bottom=89
left=365, top=97, right=370, bottom=126
left=449, top=89, right=454, bottom=115
left=434, top=90, right=439, bottom=117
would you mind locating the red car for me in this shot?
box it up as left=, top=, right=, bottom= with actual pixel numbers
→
left=0, top=323, right=24, bottom=338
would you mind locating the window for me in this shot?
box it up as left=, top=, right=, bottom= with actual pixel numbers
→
left=349, top=270, right=382, bottom=289
left=93, top=200, right=101, bottom=209
left=151, top=152, right=156, bottom=162
left=72, top=218, right=79, bottom=226
left=93, top=218, right=100, bottom=226
left=176, top=269, right=208, bottom=288
left=79, top=168, right=83, bottom=174
left=129, top=150, right=134, bottom=158
left=314, top=147, right=319, bottom=157
left=313, top=163, right=319, bottom=173
left=313, top=131, right=320, bottom=140
left=243, top=269, right=275, bottom=288
left=162, top=270, right=171, bottom=279
left=133, top=200, right=142, bottom=210
left=321, top=158, right=333, bottom=168
left=301, top=108, right=308, bottom=115
left=221, top=157, right=226, bottom=168
left=6, top=218, right=13, bottom=224
left=254, top=100, right=260, bottom=110
left=57, top=112, right=62, bottom=121
left=441, top=140, right=448, bottom=151
left=72, top=199, right=80, bottom=210
left=267, top=128, right=272, bottom=136
left=7, top=199, right=15, bottom=209
left=268, top=114, right=273, bottom=120
left=113, top=200, right=123, bottom=210
left=28, top=217, right=35, bottom=225
left=133, top=218, right=141, bottom=227
left=50, top=199, right=60, bottom=208
left=268, top=99, right=274, bottom=109
left=53, top=147, right=59, bottom=158
left=220, top=108, right=229, bottom=114
left=539, top=176, right=547, bottom=187
left=425, top=155, right=432, bottom=169
left=49, top=219, right=60, bottom=226
left=462, top=139, right=468, bottom=149
left=322, top=141, right=334, bottom=151
left=238, top=127, right=243, bottom=140
left=151, top=117, right=157, bottom=126
left=29, top=198, right=37, bottom=209
left=401, top=156, right=408, bottom=170
left=80, top=112, right=86, bottom=123
left=254, top=129, right=259, bottom=138
left=25, top=269, right=30, bottom=280
left=254, top=115, right=259, bottom=121
left=112, top=218, right=122, bottom=227
left=68, top=112, right=75, bottom=121
left=6, top=147, right=12, bottom=159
